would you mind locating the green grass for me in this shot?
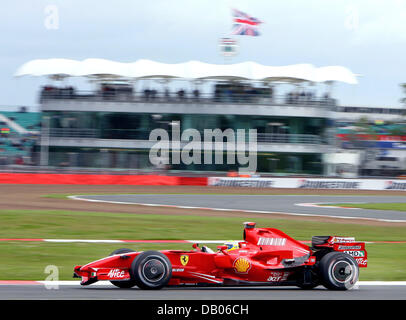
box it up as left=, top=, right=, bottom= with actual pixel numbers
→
left=324, top=203, right=406, bottom=212
left=364, top=244, right=406, bottom=281
left=0, top=241, right=404, bottom=281
left=0, top=209, right=405, bottom=280
left=1, top=209, right=406, bottom=241
left=0, top=242, right=191, bottom=280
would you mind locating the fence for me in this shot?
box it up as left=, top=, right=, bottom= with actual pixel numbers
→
left=41, top=90, right=336, bottom=108
left=46, top=128, right=325, bottom=145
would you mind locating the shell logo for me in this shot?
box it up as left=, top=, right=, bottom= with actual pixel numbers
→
left=233, top=257, right=251, bottom=274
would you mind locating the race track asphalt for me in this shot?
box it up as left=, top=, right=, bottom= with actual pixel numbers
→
left=72, top=194, right=406, bottom=222
left=1, top=283, right=405, bottom=300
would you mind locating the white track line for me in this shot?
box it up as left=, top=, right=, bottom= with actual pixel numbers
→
left=45, top=239, right=124, bottom=243
left=359, top=281, right=406, bottom=286
left=296, top=202, right=362, bottom=209
left=69, top=195, right=406, bottom=223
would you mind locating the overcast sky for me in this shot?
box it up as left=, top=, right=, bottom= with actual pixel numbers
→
left=1, top=0, right=406, bottom=111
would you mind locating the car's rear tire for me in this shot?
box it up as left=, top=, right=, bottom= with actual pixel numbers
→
left=131, top=251, right=172, bottom=290
left=318, top=252, right=359, bottom=290
left=109, top=248, right=137, bottom=289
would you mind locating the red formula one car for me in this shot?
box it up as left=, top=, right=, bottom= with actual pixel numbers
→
left=74, top=222, right=367, bottom=290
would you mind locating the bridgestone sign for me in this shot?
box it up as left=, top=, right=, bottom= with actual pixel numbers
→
left=210, top=179, right=273, bottom=188
left=208, top=178, right=406, bottom=191
left=298, top=180, right=359, bottom=189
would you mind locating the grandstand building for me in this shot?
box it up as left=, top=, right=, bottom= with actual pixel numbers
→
left=15, top=59, right=361, bottom=174
left=333, top=104, right=406, bottom=176
left=333, top=105, right=405, bottom=123
left=0, top=107, right=40, bottom=165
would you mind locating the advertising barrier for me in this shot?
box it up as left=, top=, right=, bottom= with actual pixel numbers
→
left=208, top=177, right=406, bottom=191
left=0, top=173, right=207, bottom=186
left=342, top=141, right=406, bottom=149
left=2, top=172, right=406, bottom=190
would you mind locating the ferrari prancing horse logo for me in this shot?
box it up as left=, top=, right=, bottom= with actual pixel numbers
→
left=180, top=255, right=189, bottom=266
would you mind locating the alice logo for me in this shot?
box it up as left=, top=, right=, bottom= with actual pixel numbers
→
left=233, top=257, right=251, bottom=274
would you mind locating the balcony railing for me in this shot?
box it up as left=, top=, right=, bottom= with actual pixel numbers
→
left=49, top=128, right=98, bottom=138
left=47, top=128, right=325, bottom=145
left=256, top=133, right=324, bottom=144
left=40, top=89, right=336, bottom=108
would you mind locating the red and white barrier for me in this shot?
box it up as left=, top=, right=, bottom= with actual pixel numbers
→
left=208, top=177, right=406, bottom=191
left=0, top=173, right=207, bottom=186
left=2, top=172, right=406, bottom=191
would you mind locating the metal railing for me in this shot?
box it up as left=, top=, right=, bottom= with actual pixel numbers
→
left=40, top=89, right=336, bottom=107
left=256, top=133, right=324, bottom=144
left=46, top=128, right=325, bottom=145
left=49, top=128, right=98, bottom=138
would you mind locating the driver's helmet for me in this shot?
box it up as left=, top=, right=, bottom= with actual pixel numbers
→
left=224, top=241, right=239, bottom=251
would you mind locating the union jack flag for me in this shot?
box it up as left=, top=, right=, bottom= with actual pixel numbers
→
left=231, top=8, right=262, bottom=36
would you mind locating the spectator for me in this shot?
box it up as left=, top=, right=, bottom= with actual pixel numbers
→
left=193, top=89, right=200, bottom=101
left=177, top=89, right=185, bottom=100
left=151, top=89, right=157, bottom=100
left=269, top=87, right=274, bottom=102
left=143, top=89, right=151, bottom=101
left=164, top=87, right=170, bottom=100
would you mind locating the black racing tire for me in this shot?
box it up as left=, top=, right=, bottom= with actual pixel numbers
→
left=131, top=251, right=172, bottom=290
left=318, top=251, right=359, bottom=290
left=108, top=248, right=137, bottom=289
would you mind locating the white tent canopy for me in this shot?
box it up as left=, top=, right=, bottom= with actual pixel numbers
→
left=14, top=58, right=358, bottom=84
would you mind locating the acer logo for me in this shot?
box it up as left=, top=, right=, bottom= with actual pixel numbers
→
left=267, top=271, right=288, bottom=282
left=107, top=269, right=125, bottom=278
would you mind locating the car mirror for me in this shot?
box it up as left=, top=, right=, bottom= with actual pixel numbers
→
left=217, top=245, right=228, bottom=252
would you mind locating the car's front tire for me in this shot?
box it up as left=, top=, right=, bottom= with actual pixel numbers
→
left=109, top=248, right=137, bottom=288
left=131, top=251, right=172, bottom=290
left=318, top=252, right=359, bottom=290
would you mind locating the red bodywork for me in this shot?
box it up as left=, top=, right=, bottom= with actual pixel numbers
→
left=74, top=223, right=367, bottom=287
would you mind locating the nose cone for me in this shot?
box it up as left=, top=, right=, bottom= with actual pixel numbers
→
left=79, top=265, right=89, bottom=271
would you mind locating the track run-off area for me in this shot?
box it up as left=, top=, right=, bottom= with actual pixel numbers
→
left=70, top=194, right=406, bottom=223
left=1, top=185, right=405, bottom=300
left=0, top=281, right=406, bottom=300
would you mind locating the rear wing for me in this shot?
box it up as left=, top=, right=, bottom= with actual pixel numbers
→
left=312, top=236, right=367, bottom=268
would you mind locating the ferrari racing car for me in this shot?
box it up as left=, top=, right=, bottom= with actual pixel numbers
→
left=74, top=222, right=367, bottom=290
